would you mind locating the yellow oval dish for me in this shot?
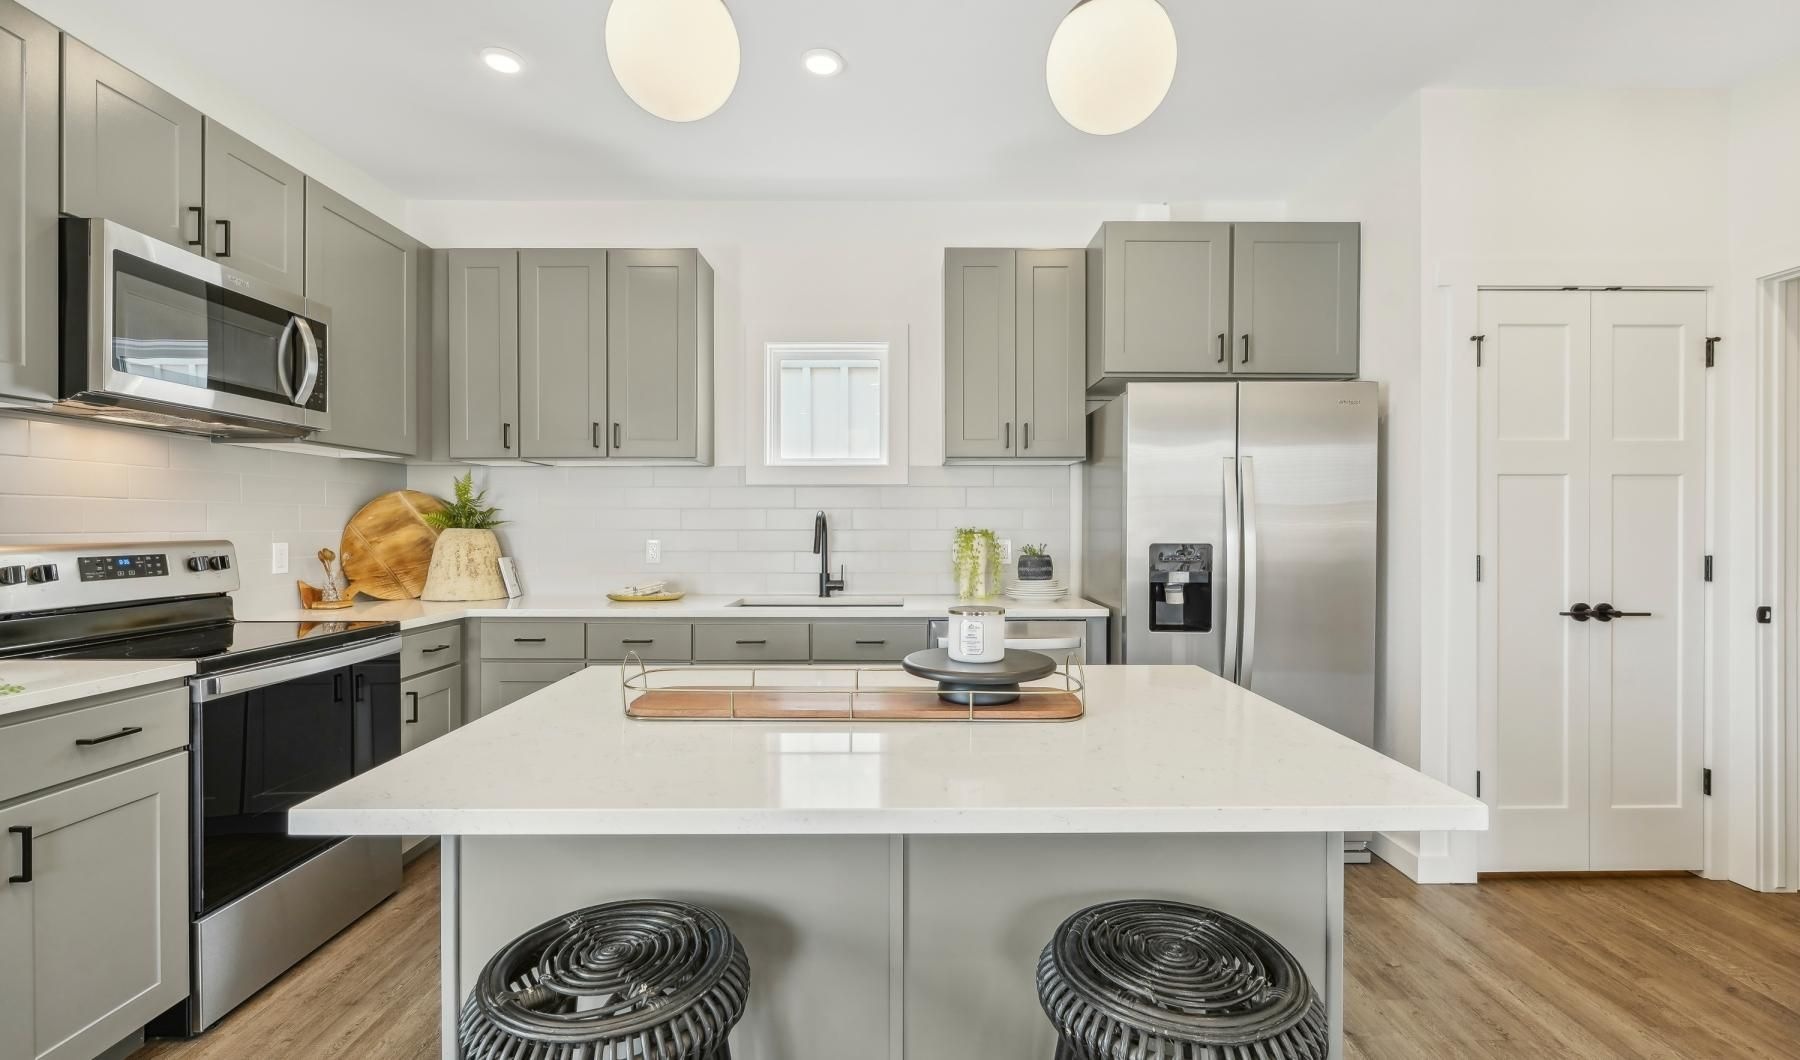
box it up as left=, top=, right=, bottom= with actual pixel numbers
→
left=607, top=591, right=687, bottom=603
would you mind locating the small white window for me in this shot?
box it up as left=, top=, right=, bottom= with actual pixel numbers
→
left=768, top=343, right=887, bottom=465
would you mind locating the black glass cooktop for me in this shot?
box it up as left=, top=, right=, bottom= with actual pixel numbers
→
left=29, top=620, right=398, bottom=674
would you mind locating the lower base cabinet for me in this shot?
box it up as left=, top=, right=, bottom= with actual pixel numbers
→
left=400, top=666, right=459, bottom=756
left=0, top=753, right=188, bottom=1060
left=478, top=661, right=587, bottom=719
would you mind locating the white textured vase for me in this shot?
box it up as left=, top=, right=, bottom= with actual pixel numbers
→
left=421, top=529, right=507, bottom=601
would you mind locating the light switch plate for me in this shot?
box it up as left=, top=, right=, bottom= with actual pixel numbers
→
left=999, top=539, right=1013, bottom=564
left=645, top=539, right=662, bottom=564
left=271, top=541, right=289, bottom=574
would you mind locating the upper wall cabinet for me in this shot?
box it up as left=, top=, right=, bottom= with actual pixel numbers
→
left=305, top=180, right=421, bottom=456
left=61, top=35, right=203, bottom=248
left=203, top=119, right=306, bottom=294
left=0, top=0, right=58, bottom=401
left=943, top=248, right=1086, bottom=462
left=1086, top=220, right=1359, bottom=393
left=446, top=249, right=521, bottom=460
left=607, top=249, right=712, bottom=460
left=520, top=250, right=608, bottom=459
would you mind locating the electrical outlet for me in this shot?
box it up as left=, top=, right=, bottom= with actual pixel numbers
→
left=271, top=541, right=289, bottom=574
left=999, top=538, right=1013, bottom=564
left=645, top=539, right=662, bottom=564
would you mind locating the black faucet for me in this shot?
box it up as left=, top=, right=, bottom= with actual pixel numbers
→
left=812, top=511, right=846, bottom=598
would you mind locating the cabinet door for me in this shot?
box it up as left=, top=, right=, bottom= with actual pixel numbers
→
left=0, top=754, right=188, bottom=1060
left=304, top=180, right=420, bottom=455
left=477, top=662, right=584, bottom=718
left=1015, top=250, right=1086, bottom=459
left=0, top=1, right=56, bottom=401
left=60, top=35, right=203, bottom=248
left=944, top=249, right=1017, bottom=458
left=202, top=119, right=305, bottom=294
left=400, top=667, right=458, bottom=756
left=1092, top=222, right=1231, bottom=382
left=607, top=250, right=701, bottom=458
left=519, top=249, right=607, bottom=458
left=1230, top=222, right=1359, bottom=377
left=447, top=249, right=520, bottom=459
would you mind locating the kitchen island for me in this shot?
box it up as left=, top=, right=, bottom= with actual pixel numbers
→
left=292, top=664, right=1483, bottom=1060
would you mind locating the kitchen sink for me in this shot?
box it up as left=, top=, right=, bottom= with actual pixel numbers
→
left=729, top=595, right=906, bottom=607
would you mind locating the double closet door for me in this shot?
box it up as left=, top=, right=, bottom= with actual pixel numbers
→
left=1477, top=288, right=1707, bottom=872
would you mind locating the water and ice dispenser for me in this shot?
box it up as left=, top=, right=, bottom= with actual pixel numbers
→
left=1148, top=543, right=1211, bottom=632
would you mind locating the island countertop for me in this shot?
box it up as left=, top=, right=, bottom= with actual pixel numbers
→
left=291, top=664, right=1485, bottom=837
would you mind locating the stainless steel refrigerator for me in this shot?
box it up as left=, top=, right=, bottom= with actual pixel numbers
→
left=1085, top=382, right=1379, bottom=853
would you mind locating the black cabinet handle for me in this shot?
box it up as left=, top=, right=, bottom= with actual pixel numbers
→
left=613, top=423, right=622, bottom=449
left=1023, top=423, right=1031, bottom=450
left=1241, top=334, right=1251, bottom=364
left=514, top=636, right=547, bottom=643
left=854, top=640, right=886, bottom=645
left=75, top=725, right=143, bottom=747
left=1559, top=603, right=1593, bottom=622
left=334, top=672, right=345, bottom=701
left=7, top=826, right=30, bottom=884
left=503, top=422, right=512, bottom=450
left=215, top=218, right=232, bottom=258
left=592, top=422, right=601, bottom=449
left=1004, top=422, right=1012, bottom=450
left=405, top=691, right=419, bottom=724
left=620, top=638, right=654, bottom=644
left=1216, top=332, right=1226, bottom=364
left=422, top=644, right=451, bottom=654
left=354, top=672, right=367, bottom=701
left=735, top=639, right=767, bottom=645
left=186, top=206, right=203, bottom=247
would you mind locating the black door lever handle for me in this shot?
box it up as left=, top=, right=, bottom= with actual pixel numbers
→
left=1591, top=602, right=1651, bottom=622
left=1558, top=603, right=1593, bottom=621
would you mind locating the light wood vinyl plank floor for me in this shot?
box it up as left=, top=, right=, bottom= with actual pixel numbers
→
left=134, top=854, right=1800, bottom=1059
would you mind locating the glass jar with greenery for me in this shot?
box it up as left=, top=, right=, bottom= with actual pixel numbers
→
left=952, top=527, right=1001, bottom=599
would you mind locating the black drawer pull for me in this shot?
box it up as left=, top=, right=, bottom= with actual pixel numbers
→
left=75, top=726, right=143, bottom=747
left=854, top=640, right=887, bottom=645
left=422, top=644, right=452, bottom=654
left=8, top=826, right=30, bottom=884
left=405, top=691, right=420, bottom=724
left=735, top=639, right=767, bottom=645
left=620, top=638, right=655, bottom=644
left=513, top=636, right=548, bottom=643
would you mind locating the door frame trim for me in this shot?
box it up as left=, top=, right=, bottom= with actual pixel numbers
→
left=1420, top=258, right=1726, bottom=886
left=1761, top=267, right=1800, bottom=892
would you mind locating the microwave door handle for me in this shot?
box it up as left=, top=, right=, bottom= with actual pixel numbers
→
left=1221, top=456, right=1240, bottom=683
left=1239, top=455, right=1259, bottom=689
left=292, top=317, right=321, bottom=405
left=275, top=317, right=299, bottom=400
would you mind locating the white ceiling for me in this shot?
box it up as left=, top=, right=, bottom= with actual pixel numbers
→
left=45, top=0, right=1800, bottom=201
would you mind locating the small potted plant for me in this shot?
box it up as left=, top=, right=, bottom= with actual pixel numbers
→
left=421, top=473, right=509, bottom=601
left=1017, top=543, right=1054, bottom=582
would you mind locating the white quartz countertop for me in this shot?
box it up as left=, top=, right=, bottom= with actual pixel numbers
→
left=241, top=593, right=1110, bottom=630
left=291, top=664, right=1486, bottom=838
left=0, top=659, right=196, bottom=719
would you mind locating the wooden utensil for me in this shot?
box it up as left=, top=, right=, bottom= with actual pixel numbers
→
left=338, top=490, right=447, bottom=601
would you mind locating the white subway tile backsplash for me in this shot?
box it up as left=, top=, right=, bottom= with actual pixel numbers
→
left=0, top=497, right=208, bottom=534
left=622, top=487, right=712, bottom=508
left=982, top=487, right=1056, bottom=507
left=129, top=466, right=243, bottom=502
left=681, top=508, right=769, bottom=530
left=905, top=466, right=994, bottom=487
left=652, top=466, right=743, bottom=487
left=206, top=503, right=302, bottom=532
left=881, top=486, right=963, bottom=508
left=852, top=508, right=937, bottom=530
left=794, top=487, right=883, bottom=509
left=991, top=466, right=1067, bottom=486
left=0, top=417, right=28, bottom=455
left=0, top=455, right=130, bottom=498
left=735, top=530, right=815, bottom=551
left=29, top=419, right=170, bottom=467
left=937, top=509, right=1022, bottom=529
left=710, top=486, right=794, bottom=508
left=242, top=474, right=325, bottom=505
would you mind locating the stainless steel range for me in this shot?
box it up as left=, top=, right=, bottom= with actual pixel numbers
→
left=0, top=540, right=401, bottom=1035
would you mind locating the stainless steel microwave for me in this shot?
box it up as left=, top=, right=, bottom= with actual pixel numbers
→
left=58, top=217, right=331, bottom=438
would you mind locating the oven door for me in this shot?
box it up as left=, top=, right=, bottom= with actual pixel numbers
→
left=190, top=637, right=398, bottom=917
left=63, top=217, right=330, bottom=435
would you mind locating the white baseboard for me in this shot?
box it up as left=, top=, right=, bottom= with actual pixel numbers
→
left=1371, top=831, right=1475, bottom=884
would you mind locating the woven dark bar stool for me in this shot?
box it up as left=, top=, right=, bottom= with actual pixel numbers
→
left=1036, top=899, right=1328, bottom=1060
left=459, top=898, right=750, bottom=1060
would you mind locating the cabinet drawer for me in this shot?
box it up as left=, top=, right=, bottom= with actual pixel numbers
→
left=810, top=621, right=927, bottom=662
left=0, top=686, right=188, bottom=804
left=587, top=621, right=693, bottom=662
left=693, top=623, right=809, bottom=662
left=401, top=625, right=464, bottom=677
left=480, top=621, right=584, bottom=659
left=478, top=661, right=586, bottom=718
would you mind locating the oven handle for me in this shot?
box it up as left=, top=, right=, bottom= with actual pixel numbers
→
left=197, top=637, right=399, bottom=701
left=292, top=317, right=321, bottom=406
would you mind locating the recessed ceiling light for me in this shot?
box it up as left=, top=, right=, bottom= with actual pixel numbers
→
left=480, top=47, right=524, bottom=75
left=802, top=48, right=844, bottom=78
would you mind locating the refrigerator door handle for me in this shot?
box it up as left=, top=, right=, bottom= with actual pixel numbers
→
left=1222, top=456, right=1240, bottom=683
left=1239, top=455, right=1260, bottom=688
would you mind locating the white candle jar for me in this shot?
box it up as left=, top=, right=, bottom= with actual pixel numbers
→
left=949, top=604, right=1006, bottom=663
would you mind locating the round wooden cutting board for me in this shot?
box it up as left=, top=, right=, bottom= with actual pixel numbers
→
left=338, top=490, right=447, bottom=600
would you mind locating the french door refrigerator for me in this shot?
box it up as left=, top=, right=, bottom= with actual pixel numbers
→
left=1084, top=381, right=1379, bottom=854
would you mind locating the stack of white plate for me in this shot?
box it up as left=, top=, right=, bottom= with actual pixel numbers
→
left=1004, top=580, right=1068, bottom=602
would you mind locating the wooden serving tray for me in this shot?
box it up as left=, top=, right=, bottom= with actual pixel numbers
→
left=627, top=689, right=1084, bottom=721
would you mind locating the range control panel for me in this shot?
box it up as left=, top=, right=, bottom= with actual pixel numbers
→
left=77, top=553, right=171, bottom=581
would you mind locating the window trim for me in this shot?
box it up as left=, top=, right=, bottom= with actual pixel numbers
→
left=745, top=321, right=911, bottom=486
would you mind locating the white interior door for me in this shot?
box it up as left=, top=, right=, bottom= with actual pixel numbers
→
left=1478, top=290, right=1593, bottom=872
left=1477, top=288, right=1707, bottom=872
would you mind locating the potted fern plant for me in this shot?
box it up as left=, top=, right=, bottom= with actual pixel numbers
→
left=1016, top=543, right=1054, bottom=582
left=420, top=473, right=509, bottom=601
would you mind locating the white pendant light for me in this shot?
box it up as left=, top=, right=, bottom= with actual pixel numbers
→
left=606, top=0, right=741, bottom=123
left=1046, top=0, right=1178, bottom=135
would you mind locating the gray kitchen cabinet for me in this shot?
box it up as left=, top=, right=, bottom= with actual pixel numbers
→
left=1230, top=222, right=1359, bottom=377
left=607, top=249, right=712, bottom=460
left=810, top=621, right=927, bottom=663
left=0, top=753, right=188, bottom=1060
left=1087, top=222, right=1232, bottom=392
left=1015, top=250, right=1086, bottom=459
left=519, top=250, right=608, bottom=458
left=944, top=249, right=1016, bottom=459
left=304, top=180, right=420, bottom=455
left=586, top=621, right=692, bottom=662
left=693, top=622, right=809, bottom=663
left=401, top=666, right=459, bottom=756
left=60, top=34, right=203, bottom=249
left=400, top=625, right=464, bottom=676
left=944, top=249, right=1085, bottom=461
left=202, top=119, right=305, bottom=294
left=0, top=1, right=57, bottom=402
left=447, top=249, right=521, bottom=459
left=479, top=620, right=585, bottom=660
left=477, top=661, right=585, bottom=718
